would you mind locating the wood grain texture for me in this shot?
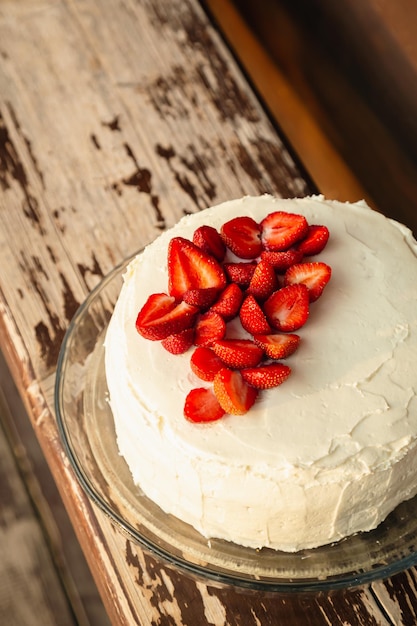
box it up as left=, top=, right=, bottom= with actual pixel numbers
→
left=0, top=349, right=111, bottom=625
left=1, top=0, right=417, bottom=624
left=0, top=0, right=309, bottom=382
left=205, top=0, right=373, bottom=207
left=231, top=0, right=417, bottom=236
left=0, top=386, right=77, bottom=625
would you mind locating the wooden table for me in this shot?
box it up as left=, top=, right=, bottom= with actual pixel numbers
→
left=1, top=0, right=417, bottom=623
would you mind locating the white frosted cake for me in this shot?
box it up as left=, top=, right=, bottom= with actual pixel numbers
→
left=105, top=195, right=417, bottom=552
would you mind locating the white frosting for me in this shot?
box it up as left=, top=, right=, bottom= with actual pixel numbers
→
left=105, top=195, right=417, bottom=551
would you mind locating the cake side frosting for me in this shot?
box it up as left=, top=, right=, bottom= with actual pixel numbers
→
left=105, top=195, right=417, bottom=551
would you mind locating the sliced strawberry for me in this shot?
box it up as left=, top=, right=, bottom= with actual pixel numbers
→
left=213, top=368, right=258, bottom=415
left=260, top=211, right=308, bottom=251
left=183, top=287, right=219, bottom=310
left=190, top=346, right=225, bottom=381
left=168, top=237, right=227, bottom=300
left=239, top=294, right=272, bottom=335
left=285, top=262, right=331, bottom=302
left=264, top=284, right=309, bottom=332
left=260, top=249, right=303, bottom=272
left=184, top=387, right=226, bottom=423
left=136, top=293, right=198, bottom=340
left=211, top=283, right=243, bottom=321
left=224, top=261, right=257, bottom=286
left=212, top=339, right=264, bottom=369
left=296, top=225, right=329, bottom=256
left=161, top=327, right=194, bottom=354
left=253, top=333, right=300, bottom=359
left=194, top=310, right=226, bottom=347
left=220, top=216, right=262, bottom=259
left=247, top=259, right=278, bottom=301
left=193, top=225, right=226, bottom=261
left=241, top=363, right=291, bottom=389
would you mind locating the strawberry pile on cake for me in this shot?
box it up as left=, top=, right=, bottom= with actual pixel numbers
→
left=135, top=208, right=331, bottom=423
left=105, top=195, right=417, bottom=551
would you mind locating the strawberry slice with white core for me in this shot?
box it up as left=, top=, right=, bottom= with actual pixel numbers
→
left=240, top=294, right=272, bottom=335
left=213, top=368, right=258, bottom=415
left=136, top=293, right=198, bottom=340
left=264, top=284, right=309, bottom=332
left=220, top=216, right=262, bottom=259
left=296, top=225, right=329, bottom=256
left=253, top=333, right=300, bottom=359
left=168, top=237, right=227, bottom=300
left=285, top=262, right=332, bottom=302
left=212, top=339, right=264, bottom=368
left=241, top=363, right=291, bottom=389
left=184, top=387, right=226, bottom=422
left=261, top=211, right=308, bottom=251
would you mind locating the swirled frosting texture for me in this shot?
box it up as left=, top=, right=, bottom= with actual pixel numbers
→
left=105, top=196, right=417, bottom=551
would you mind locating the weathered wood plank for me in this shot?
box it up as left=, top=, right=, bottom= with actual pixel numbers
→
left=0, top=0, right=416, bottom=624
left=372, top=571, right=417, bottom=626
left=0, top=349, right=111, bottom=625
left=205, top=0, right=372, bottom=206
left=231, top=0, right=417, bottom=235
left=0, top=0, right=309, bottom=383
left=0, top=385, right=76, bottom=625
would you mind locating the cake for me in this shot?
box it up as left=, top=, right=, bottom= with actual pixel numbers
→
left=105, top=195, right=417, bottom=552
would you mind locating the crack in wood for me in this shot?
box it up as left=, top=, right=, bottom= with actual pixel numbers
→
left=102, top=115, right=122, bottom=132
left=77, top=252, right=104, bottom=292
left=146, top=0, right=260, bottom=125
left=17, top=250, right=79, bottom=368
left=155, top=142, right=217, bottom=211
left=0, top=105, right=45, bottom=235
left=378, top=571, right=417, bottom=625
left=126, top=541, right=215, bottom=626
left=146, top=66, right=193, bottom=120
left=107, top=141, right=166, bottom=230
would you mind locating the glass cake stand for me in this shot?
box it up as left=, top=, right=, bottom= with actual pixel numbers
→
left=55, top=253, right=417, bottom=592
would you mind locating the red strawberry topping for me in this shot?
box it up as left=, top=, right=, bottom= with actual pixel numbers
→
left=212, top=339, right=264, bottom=369
left=220, top=216, right=262, bottom=259
left=183, top=287, right=219, bottom=310
left=184, top=387, right=226, bottom=423
left=224, top=261, right=257, bottom=286
left=260, top=249, right=303, bottom=272
left=211, top=283, right=243, bottom=320
left=193, top=225, right=226, bottom=261
left=285, top=262, right=332, bottom=302
left=161, top=327, right=195, bottom=354
left=168, top=237, right=226, bottom=300
left=247, top=259, right=278, bottom=301
left=194, top=310, right=226, bottom=347
left=136, top=293, right=198, bottom=340
left=213, top=368, right=258, bottom=415
left=136, top=204, right=332, bottom=420
left=241, top=363, right=291, bottom=389
left=240, top=294, right=272, bottom=335
left=253, top=333, right=300, bottom=360
left=296, top=225, right=329, bottom=256
left=190, top=346, right=225, bottom=381
left=264, top=284, right=309, bottom=332
left=261, top=211, right=308, bottom=251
